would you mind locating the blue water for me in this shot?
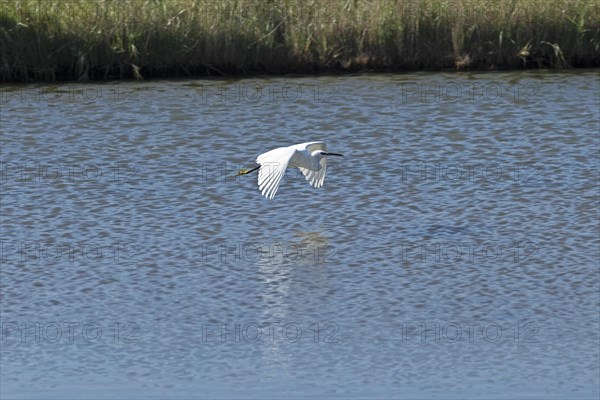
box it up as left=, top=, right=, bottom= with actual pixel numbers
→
left=1, top=71, right=599, bottom=399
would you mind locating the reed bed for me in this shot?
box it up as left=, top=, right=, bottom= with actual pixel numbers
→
left=1, top=0, right=599, bottom=81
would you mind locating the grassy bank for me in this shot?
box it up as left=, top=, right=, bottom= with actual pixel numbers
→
left=1, top=0, right=599, bottom=82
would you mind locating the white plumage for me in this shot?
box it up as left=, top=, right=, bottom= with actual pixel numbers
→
left=239, top=141, right=344, bottom=199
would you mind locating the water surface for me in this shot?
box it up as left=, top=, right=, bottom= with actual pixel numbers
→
left=1, top=71, right=599, bottom=399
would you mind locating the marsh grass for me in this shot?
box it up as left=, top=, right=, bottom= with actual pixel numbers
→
left=1, top=0, right=599, bottom=81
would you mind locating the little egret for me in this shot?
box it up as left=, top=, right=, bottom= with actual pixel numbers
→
left=236, top=141, right=344, bottom=199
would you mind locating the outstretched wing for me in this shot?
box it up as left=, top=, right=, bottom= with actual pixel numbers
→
left=256, top=147, right=296, bottom=199
left=298, top=157, right=327, bottom=188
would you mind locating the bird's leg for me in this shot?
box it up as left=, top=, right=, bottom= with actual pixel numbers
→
left=236, top=165, right=260, bottom=176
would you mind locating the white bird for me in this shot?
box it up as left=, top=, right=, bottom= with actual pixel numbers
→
left=236, top=141, right=344, bottom=199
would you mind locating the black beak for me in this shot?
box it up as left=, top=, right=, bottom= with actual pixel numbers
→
left=322, top=152, right=344, bottom=157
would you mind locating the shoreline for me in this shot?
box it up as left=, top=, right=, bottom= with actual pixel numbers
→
left=2, top=0, right=599, bottom=83
left=1, top=67, right=599, bottom=86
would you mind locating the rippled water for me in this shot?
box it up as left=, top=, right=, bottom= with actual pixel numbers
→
left=1, top=71, right=599, bottom=399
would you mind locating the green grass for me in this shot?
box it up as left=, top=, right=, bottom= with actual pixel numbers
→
left=1, top=0, right=599, bottom=82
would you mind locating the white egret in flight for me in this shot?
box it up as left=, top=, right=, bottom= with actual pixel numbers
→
left=236, top=141, right=344, bottom=199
